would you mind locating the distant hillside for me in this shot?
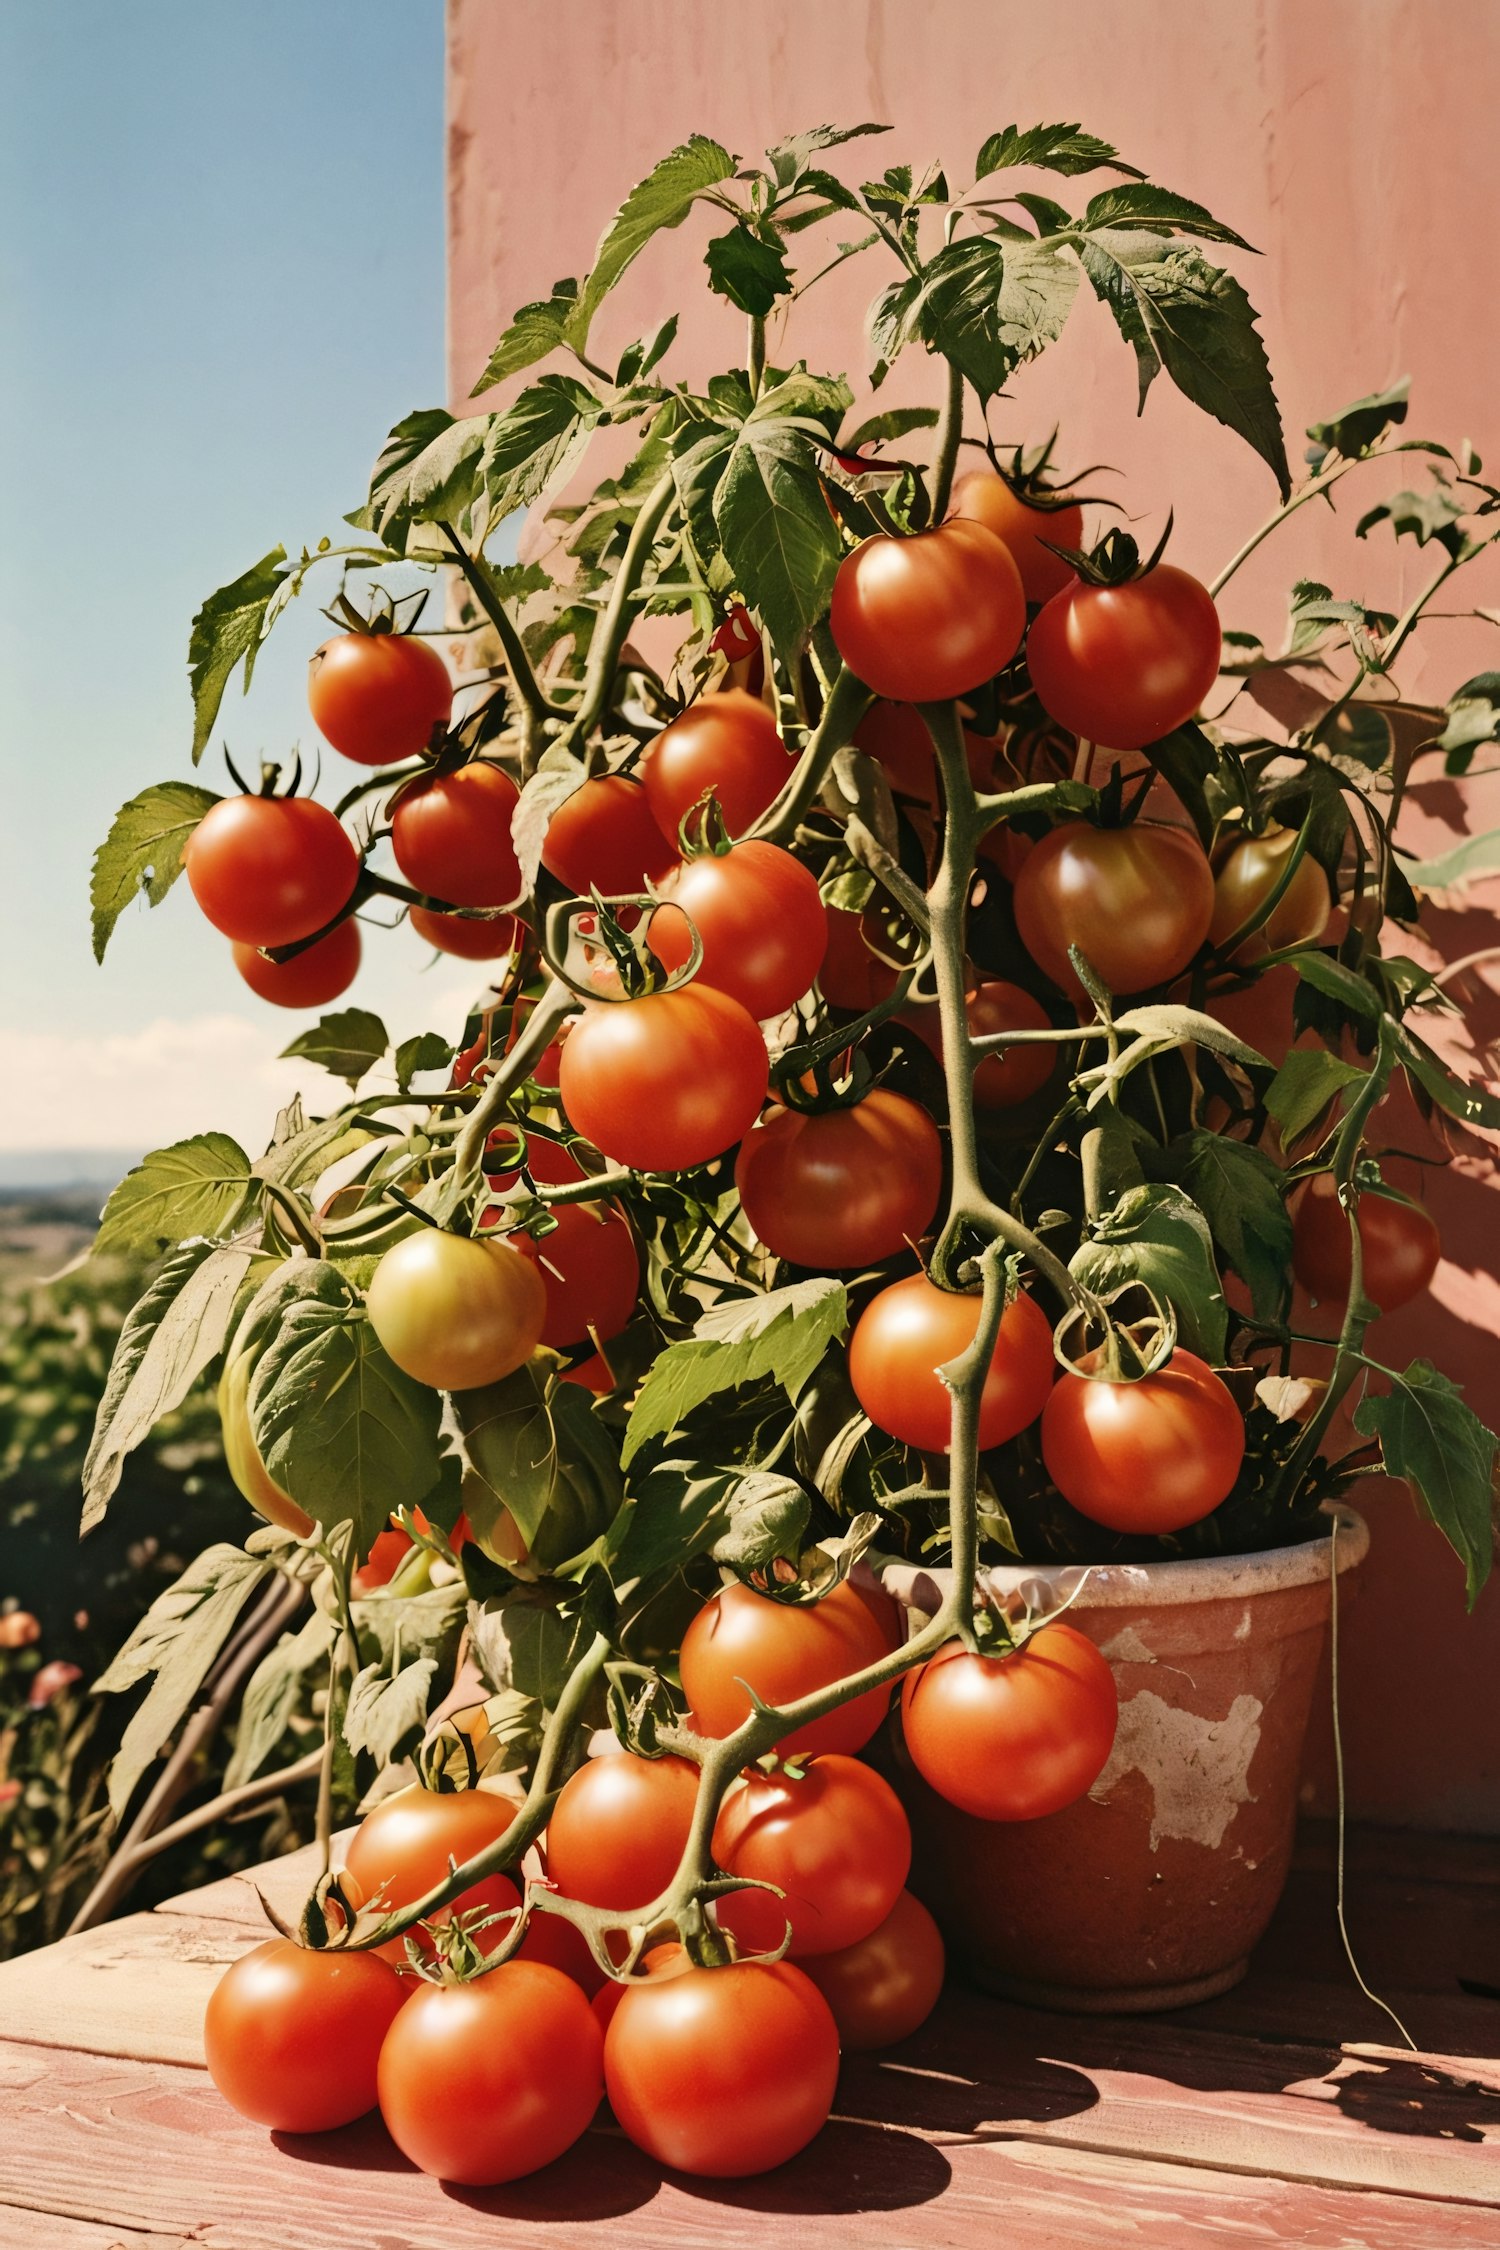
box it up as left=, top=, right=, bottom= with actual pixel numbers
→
left=0, top=1151, right=139, bottom=1194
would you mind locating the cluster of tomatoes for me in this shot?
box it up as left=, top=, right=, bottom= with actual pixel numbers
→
left=205, top=1566, right=1117, bottom=2183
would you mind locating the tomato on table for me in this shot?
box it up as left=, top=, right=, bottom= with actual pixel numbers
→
left=713, top=1752, right=911, bottom=1957
left=800, top=1889, right=945, bottom=2050
left=1041, top=1347, right=1245, bottom=1533
left=1292, top=1173, right=1440, bottom=1313
left=734, top=1089, right=943, bottom=1270
left=308, top=631, right=452, bottom=766
left=680, top=1577, right=897, bottom=1759
left=1026, top=564, right=1221, bottom=752
left=204, top=1938, right=407, bottom=2133
left=901, top=1624, right=1118, bottom=1821
left=185, top=795, right=358, bottom=949
left=849, top=1274, right=1054, bottom=1453
left=343, top=1781, right=520, bottom=1965
left=830, top=521, right=1026, bottom=703
left=1013, top=821, right=1215, bottom=997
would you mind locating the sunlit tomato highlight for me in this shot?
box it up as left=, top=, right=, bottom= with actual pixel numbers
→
left=713, top=1752, right=911, bottom=1957
left=541, top=774, right=677, bottom=896
left=948, top=470, right=1084, bottom=605
left=366, top=1229, right=547, bottom=1390
left=559, top=985, right=768, bottom=1172
left=343, top=1782, right=520, bottom=1964
left=901, top=1625, right=1118, bottom=1820
left=546, top=1751, right=700, bottom=1911
left=308, top=631, right=453, bottom=766
left=1041, top=1348, right=1245, bottom=1533
left=185, top=795, right=358, bottom=949
left=850, top=1275, right=1054, bottom=1453
left=680, top=1578, right=897, bottom=1760
left=1013, top=821, right=1215, bottom=997
left=649, top=840, right=828, bottom=1020
left=830, top=521, right=1026, bottom=703
left=1026, top=565, right=1221, bottom=752
left=204, top=1939, right=406, bottom=2133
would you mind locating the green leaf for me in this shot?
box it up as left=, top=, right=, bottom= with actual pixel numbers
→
left=672, top=425, right=737, bottom=573
left=1356, top=480, right=1467, bottom=558
left=188, top=548, right=291, bottom=763
left=90, top=781, right=220, bottom=962
left=343, top=1655, right=439, bottom=1765
left=567, top=135, right=737, bottom=352
left=1390, top=1023, right=1500, bottom=1134
left=710, top=1473, right=810, bottom=1570
left=706, top=223, right=792, bottom=316
left=394, top=1033, right=454, bottom=1092
left=1070, top=1182, right=1227, bottom=1360
left=468, top=1588, right=590, bottom=1709
left=1110, top=1002, right=1269, bottom=1069
left=1264, top=1049, right=1367, bottom=1143
left=365, top=409, right=492, bottom=554
left=513, top=747, right=587, bottom=893
left=1354, top=1362, right=1495, bottom=1604
left=713, top=417, right=844, bottom=669
left=1137, top=723, right=1217, bottom=846
left=610, top=1460, right=741, bottom=1585
left=481, top=375, right=603, bottom=523
left=95, top=1544, right=271, bottom=1819
left=280, top=1009, right=389, bottom=1090
left=1080, top=183, right=1254, bottom=250
left=469, top=279, right=580, bottom=396
left=766, top=123, right=889, bottom=190
left=456, top=1365, right=558, bottom=1551
left=1404, top=824, right=1500, bottom=889
left=81, top=1237, right=257, bottom=1534
left=623, top=1277, right=848, bottom=1466
left=223, top=1609, right=335, bottom=1789
left=1293, top=953, right=1381, bottom=1021
left=868, top=274, right=919, bottom=383
left=1305, top=380, right=1409, bottom=467
left=1433, top=673, right=1500, bottom=775
left=95, top=1134, right=253, bottom=1258
left=907, top=236, right=1080, bottom=400
left=839, top=405, right=940, bottom=453
left=1162, top=1132, right=1292, bottom=1321
left=975, top=122, right=1138, bottom=179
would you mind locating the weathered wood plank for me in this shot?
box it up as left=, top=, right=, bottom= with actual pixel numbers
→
left=0, top=1908, right=264, bottom=2065
left=0, top=2212, right=187, bottom=2250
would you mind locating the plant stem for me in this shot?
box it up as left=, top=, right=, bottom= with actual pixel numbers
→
left=747, top=312, right=766, bottom=398
left=564, top=472, right=677, bottom=757
left=441, top=977, right=580, bottom=1222
left=1209, top=455, right=1369, bottom=598
left=440, top=523, right=556, bottom=736
left=928, top=356, right=964, bottom=523
left=749, top=665, right=873, bottom=844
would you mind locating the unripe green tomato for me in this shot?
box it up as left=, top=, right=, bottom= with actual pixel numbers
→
left=218, top=1352, right=314, bottom=1537
left=367, top=1230, right=547, bottom=1392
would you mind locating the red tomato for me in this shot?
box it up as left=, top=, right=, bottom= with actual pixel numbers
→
left=850, top=1275, right=1054, bottom=1453
left=800, top=1888, right=945, bottom=2050
left=1026, top=565, right=1221, bottom=752
left=559, top=986, right=768, bottom=1172
left=899, top=978, right=1055, bottom=1110
left=391, top=761, right=522, bottom=907
left=1013, top=821, right=1215, bottom=997
left=818, top=904, right=889, bottom=1010
left=901, top=1625, right=1118, bottom=1820
left=559, top=1349, right=616, bottom=1394
left=542, top=774, right=678, bottom=896
left=409, top=904, right=520, bottom=959
left=377, top=1960, right=603, bottom=2184
left=679, top=1578, right=896, bottom=1760
left=232, top=919, right=360, bottom=1009
left=1041, top=1348, right=1245, bottom=1533
left=546, top=1752, right=700, bottom=1912
left=350, top=1525, right=413, bottom=1597
left=1292, top=1174, right=1440, bottom=1312
left=948, top=471, right=1084, bottom=605
left=203, top=1938, right=407, bottom=2133
left=830, top=522, right=1026, bottom=703
left=734, top=1090, right=942, bottom=1269
left=509, top=1202, right=640, bottom=1348
left=852, top=703, right=998, bottom=804
left=649, top=841, right=828, bottom=1020
left=605, top=1959, right=839, bottom=2177
left=1210, top=826, right=1331, bottom=963
left=185, top=796, right=358, bottom=948
left=713, top=1753, right=910, bottom=1957
left=308, top=632, right=453, bottom=766
left=366, top=1229, right=547, bottom=1390
left=343, top=1783, right=520, bottom=1964
left=640, top=690, right=791, bottom=842
left=591, top=1944, right=687, bottom=2036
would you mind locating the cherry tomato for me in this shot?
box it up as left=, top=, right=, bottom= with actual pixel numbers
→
left=232, top=918, right=360, bottom=1009
left=680, top=1578, right=896, bottom=1760
left=367, top=1229, right=547, bottom=1391
left=409, top=904, right=519, bottom=960
left=546, top=1752, right=700, bottom=1911
left=901, top=1624, right=1118, bottom=1820
left=649, top=841, right=828, bottom=1020
left=343, top=1783, right=520, bottom=1965
left=509, top=1202, right=640, bottom=1348
left=1210, top=826, right=1331, bottom=963
left=850, top=1275, right=1054, bottom=1453
left=899, top=979, right=1054, bottom=1110
left=350, top=1524, right=414, bottom=1597
left=559, top=985, right=768, bottom=1172
left=1292, top=1174, right=1440, bottom=1312
left=830, top=521, right=1026, bottom=703
left=217, top=1354, right=314, bottom=1538
left=640, top=690, right=791, bottom=842
left=1041, top=1348, right=1245, bottom=1533
left=1026, top=565, right=1221, bottom=752
left=818, top=904, right=889, bottom=1010
left=735, top=1090, right=942, bottom=1269
left=377, top=1960, right=603, bottom=2184
left=185, top=795, right=358, bottom=949
left=800, top=1888, right=945, bottom=2050
left=391, top=761, right=522, bottom=907
left=605, top=1959, right=839, bottom=2177
left=1013, top=821, right=1215, bottom=996
left=203, top=1938, right=407, bottom=2133
left=542, top=774, right=677, bottom=895
left=307, top=631, right=452, bottom=766
left=852, top=703, right=998, bottom=804
left=713, top=1753, right=910, bottom=1957
left=948, top=470, right=1084, bottom=605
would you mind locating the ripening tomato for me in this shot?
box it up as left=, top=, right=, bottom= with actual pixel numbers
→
left=391, top=761, right=522, bottom=907
left=649, top=840, right=828, bottom=1019
left=818, top=905, right=889, bottom=1009
left=307, top=631, right=452, bottom=766
left=350, top=1524, right=415, bottom=1597
left=1026, top=565, right=1222, bottom=752
left=185, top=795, right=359, bottom=949
left=831, top=521, right=1026, bottom=703
left=899, top=979, right=1055, bottom=1110
left=605, top=1959, right=839, bottom=2178
left=367, top=1228, right=547, bottom=1390
left=852, top=702, right=998, bottom=804
left=1292, top=1173, right=1441, bottom=1312
left=1210, top=826, right=1331, bottom=963
left=343, top=1783, right=520, bottom=1965
left=948, top=471, right=1084, bottom=606
left=1013, top=821, right=1215, bottom=996
left=734, top=1090, right=942, bottom=1269
left=850, top=1275, right=1054, bottom=1453
left=408, top=904, right=519, bottom=959
left=378, top=1960, right=603, bottom=2184
left=800, top=1889, right=945, bottom=2050
left=217, top=1354, right=314, bottom=1538
left=1041, top=1348, right=1245, bottom=1533
left=204, top=1939, right=407, bottom=2133
left=901, top=1625, right=1118, bottom=1821
left=559, top=985, right=768, bottom=1172
left=546, top=1751, right=700, bottom=1912
left=232, top=918, right=361, bottom=1009
left=713, top=1753, right=911, bottom=1957
left=680, top=1578, right=897, bottom=1759
left=640, top=690, right=791, bottom=842
left=510, top=1202, right=640, bottom=1348
left=542, top=774, right=678, bottom=896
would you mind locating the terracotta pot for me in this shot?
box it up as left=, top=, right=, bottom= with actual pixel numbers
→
left=879, top=1509, right=1369, bottom=2013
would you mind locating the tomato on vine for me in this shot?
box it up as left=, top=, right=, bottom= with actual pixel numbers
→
left=1292, top=1174, right=1440, bottom=1312
left=1026, top=562, right=1221, bottom=752
left=712, top=1752, right=911, bottom=1957
left=1041, top=1347, right=1245, bottom=1533
left=185, top=794, right=358, bottom=948
left=558, top=983, right=768, bottom=1172
left=817, top=903, right=890, bottom=1009
left=830, top=521, right=1026, bottom=703
left=850, top=1274, right=1054, bottom=1452
left=734, top=1089, right=942, bottom=1269
left=232, top=918, right=361, bottom=1009
left=680, top=1578, right=897, bottom=1759
left=391, top=760, right=522, bottom=907
left=409, top=905, right=520, bottom=959
left=508, top=1201, right=640, bottom=1349
left=852, top=701, right=998, bottom=804
left=1210, top=825, right=1331, bottom=962
left=901, top=1624, right=1118, bottom=1821
left=639, top=689, right=791, bottom=841
left=545, top=1751, right=699, bottom=1911
left=1013, top=821, right=1215, bottom=996
left=898, top=978, right=1055, bottom=1110
left=800, top=1889, right=945, bottom=2051
left=367, top=1227, right=547, bottom=1390
left=541, top=773, right=677, bottom=895
left=948, top=468, right=1084, bottom=606
left=307, top=629, right=453, bottom=766
left=649, top=838, right=828, bottom=1020
left=343, top=1781, right=520, bottom=1965
left=203, top=1939, right=407, bottom=2133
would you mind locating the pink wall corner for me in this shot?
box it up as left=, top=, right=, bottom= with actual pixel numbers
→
left=447, top=0, right=1500, bottom=1832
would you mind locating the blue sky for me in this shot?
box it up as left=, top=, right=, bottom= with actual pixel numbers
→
left=0, top=1, right=487, bottom=1176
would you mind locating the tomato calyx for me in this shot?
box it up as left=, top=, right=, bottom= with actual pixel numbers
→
left=974, top=428, right=1115, bottom=515
left=673, top=788, right=737, bottom=861
left=1054, top=1284, right=1180, bottom=1385
left=321, top=581, right=430, bottom=641
left=542, top=892, right=702, bottom=1004
left=1038, top=514, right=1176, bottom=589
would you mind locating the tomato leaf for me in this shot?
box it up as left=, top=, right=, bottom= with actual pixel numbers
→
left=766, top=123, right=889, bottom=191
left=1403, top=822, right=1500, bottom=889
left=1264, top=1049, right=1368, bottom=1145
left=481, top=376, right=604, bottom=524
left=608, top=1460, right=738, bottom=1585
left=95, top=1134, right=254, bottom=1258
left=622, top=1277, right=848, bottom=1466
left=1158, top=1131, right=1292, bottom=1322
left=1070, top=1182, right=1227, bottom=1360
left=1109, top=1003, right=1269, bottom=1069
left=713, top=416, right=844, bottom=670
left=222, top=1608, right=335, bottom=1790
left=710, top=1474, right=811, bottom=1570
left=566, top=136, right=738, bottom=354
left=1305, top=380, right=1410, bottom=469
left=343, top=1654, right=439, bottom=1766
left=1292, top=953, right=1381, bottom=1022
left=90, top=781, right=221, bottom=962
left=188, top=548, right=291, bottom=763
left=469, top=279, right=580, bottom=397
left=1137, top=723, right=1218, bottom=847
left=975, top=122, right=1141, bottom=180
left=1080, top=183, right=1255, bottom=250
left=1390, top=1021, right=1500, bottom=1135
left=839, top=405, right=940, bottom=453
left=393, top=1033, right=454, bottom=1092
left=364, top=408, right=493, bottom=554
left=457, top=1365, right=558, bottom=1552
left=904, top=235, right=1081, bottom=400
left=1354, top=1361, right=1496, bottom=1604
left=280, top=1009, right=389, bottom=1090
left=706, top=223, right=792, bottom=316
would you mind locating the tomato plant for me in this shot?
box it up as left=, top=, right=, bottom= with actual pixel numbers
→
left=800, top=1888, right=945, bottom=2050
left=735, top=1089, right=942, bottom=1269
left=558, top=985, right=768, bottom=1171
left=899, top=978, right=1055, bottom=1109
left=545, top=1751, right=699, bottom=1911
left=1013, top=821, right=1216, bottom=996
left=542, top=773, right=677, bottom=895
left=1293, top=1175, right=1441, bottom=1312
left=203, top=1938, right=407, bottom=2133
left=680, top=1579, right=897, bottom=1759
left=830, top=521, right=1026, bottom=702
left=1041, top=1350, right=1246, bottom=1533
left=232, top=918, right=360, bottom=1008
left=639, top=689, right=791, bottom=841
left=901, top=1625, right=1118, bottom=1820
left=185, top=795, right=358, bottom=948
left=948, top=469, right=1084, bottom=605
left=850, top=1275, right=1054, bottom=1452
left=308, top=630, right=453, bottom=766
left=367, top=1228, right=547, bottom=1390
left=391, top=760, right=522, bottom=906
left=1026, top=564, right=1222, bottom=751
left=712, top=1752, right=911, bottom=1956
left=343, top=1782, right=520, bottom=1964
left=649, top=839, right=828, bottom=1019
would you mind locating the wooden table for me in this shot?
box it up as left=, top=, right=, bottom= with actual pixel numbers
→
left=0, top=1823, right=1496, bottom=2249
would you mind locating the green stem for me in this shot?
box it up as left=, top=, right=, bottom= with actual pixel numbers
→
left=749, top=665, right=873, bottom=844
left=928, top=355, right=964, bottom=524
left=1209, top=455, right=1369, bottom=599
left=747, top=312, right=766, bottom=398
left=564, top=472, right=677, bottom=757
left=440, top=523, right=556, bottom=735
left=440, top=978, right=580, bottom=1223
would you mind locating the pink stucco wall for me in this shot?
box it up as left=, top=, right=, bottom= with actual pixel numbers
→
left=447, top=0, right=1500, bottom=1831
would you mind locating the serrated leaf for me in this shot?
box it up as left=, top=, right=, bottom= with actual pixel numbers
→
left=95, top=1134, right=253, bottom=1258
left=567, top=136, right=737, bottom=352
left=839, top=406, right=940, bottom=452
left=513, top=749, right=587, bottom=894
left=456, top=1365, right=558, bottom=1552
left=1111, top=1003, right=1269, bottom=1068
left=1161, top=1131, right=1291, bottom=1321
left=343, top=1655, right=439, bottom=1764
left=188, top=548, right=291, bottom=763
left=1306, top=380, right=1410, bottom=466
left=366, top=409, right=492, bottom=555
left=1390, top=1023, right=1500, bottom=1134
left=223, top=1608, right=335, bottom=1789
left=907, top=236, right=1080, bottom=400
left=767, top=122, right=889, bottom=190
left=1293, top=953, right=1381, bottom=1021
left=713, top=417, right=844, bottom=669
left=1264, top=1048, right=1367, bottom=1143
left=622, top=1277, right=848, bottom=1466
left=1080, top=183, right=1254, bottom=249
left=280, top=1009, right=389, bottom=1089
left=672, top=425, right=737, bottom=573
left=481, top=375, right=603, bottom=523
left=1354, top=1362, right=1495, bottom=1603
left=710, top=1473, right=811, bottom=1569
left=469, top=279, right=580, bottom=396
left=610, top=1459, right=741, bottom=1585
left=976, top=122, right=1138, bottom=179
left=394, top=1033, right=454, bottom=1092
left=868, top=274, right=919, bottom=384
left=1070, top=1182, right=1226, bottom=1359
left=90, top=781, right=220, bottom=961
left=706, top=223, right=792, bottom=316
